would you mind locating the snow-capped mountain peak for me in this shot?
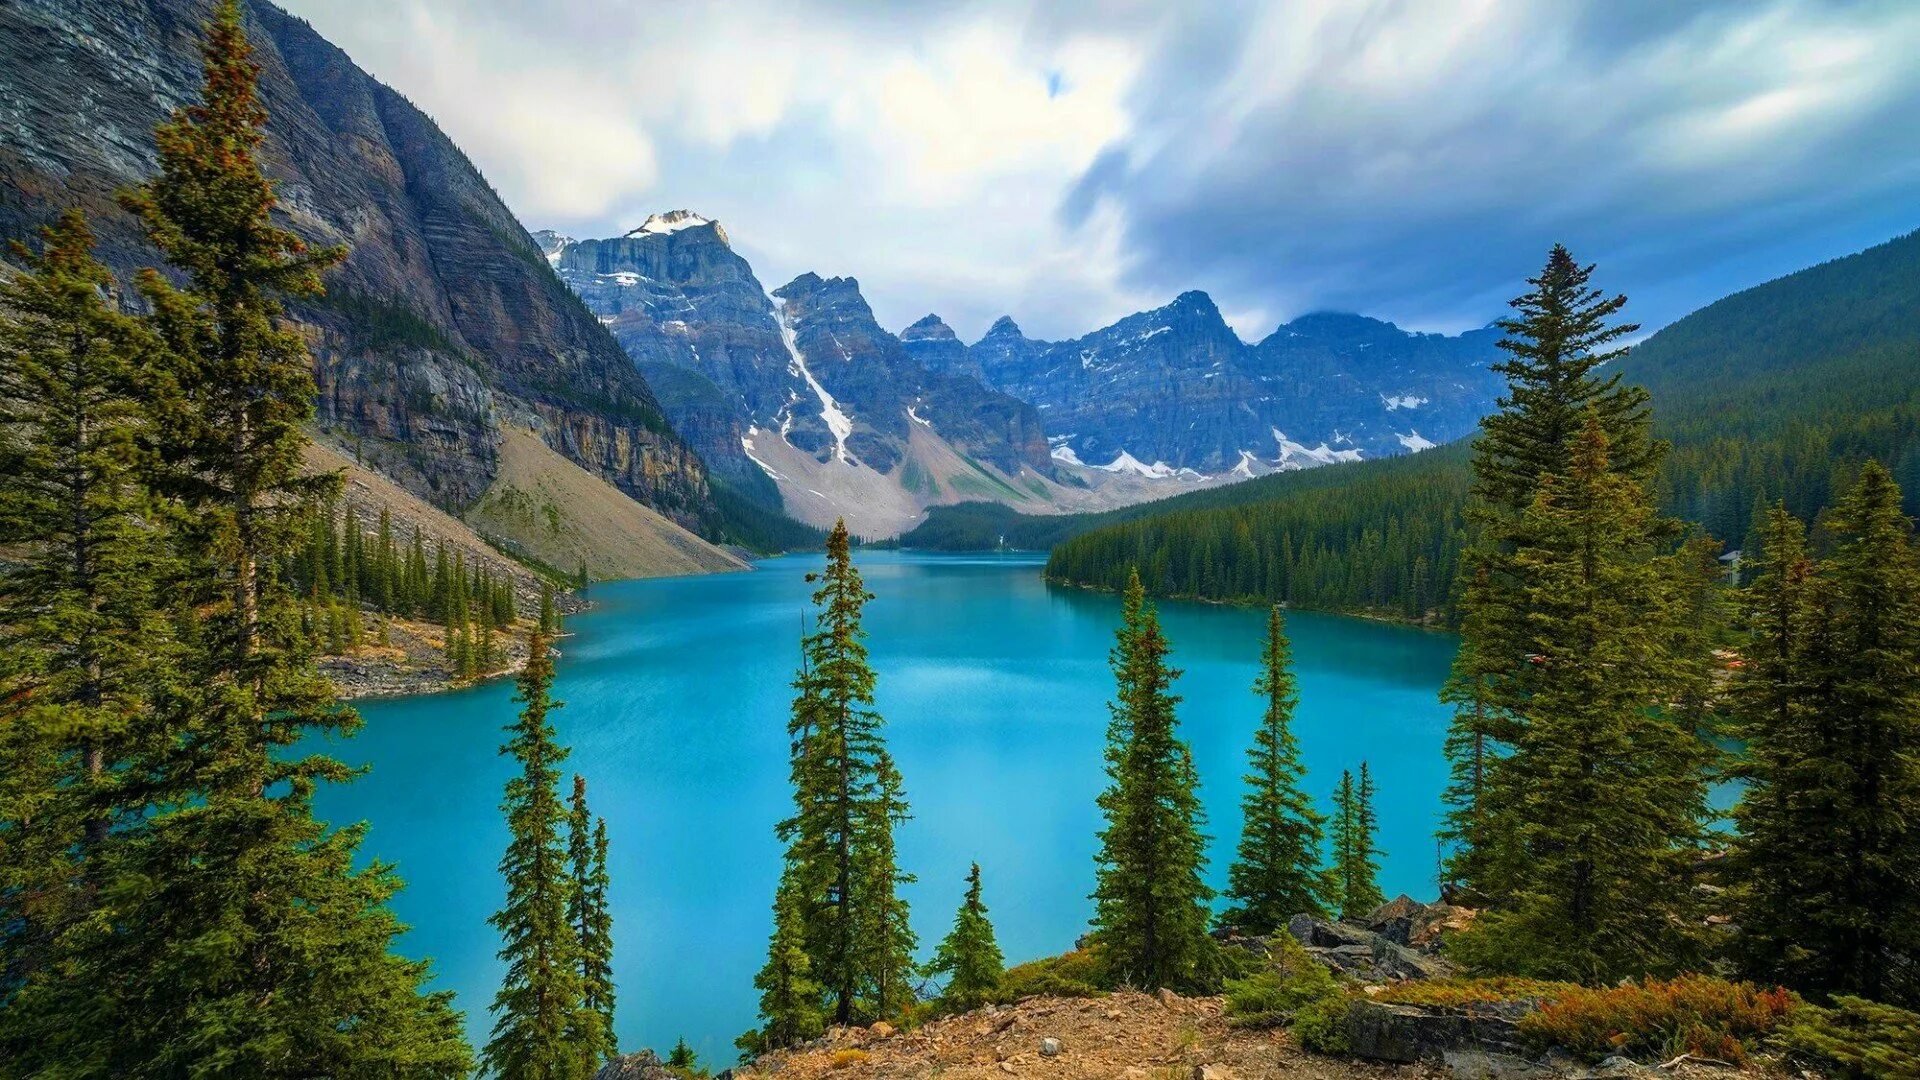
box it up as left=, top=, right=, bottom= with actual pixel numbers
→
left=627, top=210, right=725, bottom=243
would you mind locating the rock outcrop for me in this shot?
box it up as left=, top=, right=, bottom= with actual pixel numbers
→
left=0, top=0, right=715, bottom=530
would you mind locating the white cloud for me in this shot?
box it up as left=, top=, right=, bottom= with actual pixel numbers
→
left=281, top=0, right=1920, bottom=341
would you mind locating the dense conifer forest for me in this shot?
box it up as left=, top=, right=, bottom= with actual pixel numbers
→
left=1038, top=230, right=1920, bottom=621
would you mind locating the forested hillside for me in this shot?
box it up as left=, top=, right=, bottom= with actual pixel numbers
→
left=1035, top=229, right=1920, bottom=620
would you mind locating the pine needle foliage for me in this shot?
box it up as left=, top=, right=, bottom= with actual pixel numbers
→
left=1221, top=606, right=1331, bottom=931
left=1090, top=568, right=1216, bottom=991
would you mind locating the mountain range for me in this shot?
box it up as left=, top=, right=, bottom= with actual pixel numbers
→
left=541, top=214, right=1507, bottom=536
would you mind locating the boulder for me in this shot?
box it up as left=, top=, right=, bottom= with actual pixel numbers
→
left=1346, top=998, right=1533, bottom=1065
left=592, top=1049, right=675, bottom=1080
left=1364, top=895, right=1477, bottom=951
left=1286, top=913, right=1456, bottom=982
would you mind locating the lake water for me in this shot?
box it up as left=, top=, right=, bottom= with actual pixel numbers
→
left=316, top=551, right=1458, bottom=1062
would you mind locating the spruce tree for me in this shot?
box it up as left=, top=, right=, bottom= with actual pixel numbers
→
left=1222, top=605, right=1330, bottom=931
left=10, top=5, right=471, bottom=1073
left=774, top=519, right=913, bottom=1025
left=1090, top=568, right=1215, bottom=990
left=1733, top=467, right=1920, bottom=1004
left=1348, top=762, right=1386, bottom=918
left=0, top=211, right=177, bottom=999
left=485, top=630, right=590, bottom=1079
left=1469, top=418, right=1714, bottom=981
left=1442, top=246, right=1665, bottom=895
left=738, top=882, right=824, bottom=1057
left=568, top=775, right=617, bottom=1063
left=926, top=862, right=1004, bottom=1011
left=1327, top=767, right=1383, bottom=920
left=540, top=579, right=560, bottom=635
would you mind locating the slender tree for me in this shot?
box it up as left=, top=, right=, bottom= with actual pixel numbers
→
left=926, top=862, right=1005, bottom=1011
left=1328, top=767, right=1384, bottom=920
left=775, top=519, right=912, bottom=1025
left=1091, top=568, right=1215, bottom=990
left=485, top=631, right=589, bottom=1079
left=567, top=776, right=617, bottom=1064
left=1221, top=606, right=1330, bottom=930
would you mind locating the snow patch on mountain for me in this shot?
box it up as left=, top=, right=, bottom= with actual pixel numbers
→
left=1273, top=429, right=1366, bottom=467
left=1099, top=450, right=1181, bottom=479
left=1231, top=449, right=1263, bottom=479
left=772, top=297, right=855, bottom=465
left=1396, top=430, right=1437, bottom=452
left=628, top=210, right=714, bottom=237
left=1381, top=393, right=1429, bottom=410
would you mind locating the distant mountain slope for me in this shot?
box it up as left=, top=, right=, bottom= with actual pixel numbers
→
left=933, top=227, right=1920, bottom=619
left=0, top=0, right=717, bottom=537
left=910, top=296, right=1503, bottom=472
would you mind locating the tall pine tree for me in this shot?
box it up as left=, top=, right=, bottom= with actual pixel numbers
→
left=1328, top=766, right=1384, bottom=920
left=1221, top=606, right=1330, bottom=931
left=773, top=519, right=913, bottom=1027
left=486, top=629, right=589, bottom=1079
left=1091, top=568, right=1215, bottom=990
left=567, top=775, right=617, bottom=1064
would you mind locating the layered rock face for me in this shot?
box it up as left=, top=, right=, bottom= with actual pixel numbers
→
left=0, top=0, right=713, bottom=527
left=937, top=298, right=1504, bottom=474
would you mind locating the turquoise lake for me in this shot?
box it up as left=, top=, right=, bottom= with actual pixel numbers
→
left=314, top=551, right=1458, bottom=1061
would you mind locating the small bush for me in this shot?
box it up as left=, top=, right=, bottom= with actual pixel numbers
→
left=1225, top=934, right=1343, bottom=1028
left=1292, top=990, right=1353, bottom=1054
left=1518, top=975, right=1799, bottom=1064
left=1224, top=933, right=1354, bottom=1053
left=1775, top=996, right=1920, bottom=1079
left=990, top=947, right=1107, bottom=1003
left=1374, top=977, right=1578, bottom=1009
left=828, top=1048, right=869, bottom=1069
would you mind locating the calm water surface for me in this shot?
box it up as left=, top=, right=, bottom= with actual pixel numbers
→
left=316, top=551, right=1458, bottom=1060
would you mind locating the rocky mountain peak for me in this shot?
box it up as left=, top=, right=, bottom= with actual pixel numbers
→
left=626, top=209, right=727, bottom=245
left=980, top=315, right=1028, bottom=343
left=900, top=314, right=957, bottom=342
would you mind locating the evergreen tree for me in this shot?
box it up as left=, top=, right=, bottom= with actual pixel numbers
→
left=485, top=630, right=589, bottom=1079
left=5, top=6, right=472, bottom=1073
left=926, top=862, right=1004, bottom=1011
left=737, top=882, right=824, bottom=1057
left=774, top=519, right=913, bottom=1025
left=567, top=775, right=617, bottom=1064
left=1221, top=606, right=1330, bottom=930
left=1468, top=418, right=1714, bottom=981
left=0, top=211, right=177, bottom=999
left=1734, top=467, right=1920, bottom=1004
left=1327, top=767, right=1384, bottom=920
left=540, top=579, right=560, bottom=635
left=1442, top=246, right=1667, bottom=896
left=1090, top=568, right=1215, bottom=990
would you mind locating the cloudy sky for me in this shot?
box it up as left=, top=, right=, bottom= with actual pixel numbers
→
left=283, top=0, right=1920, bottom=343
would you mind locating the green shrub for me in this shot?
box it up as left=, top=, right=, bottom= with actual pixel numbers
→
left=1292, top=989, right=1353, bottom=1054
left=1775, top=996, right=1920, bottom=1079
left=1518, top=976, right=1799, bottom=1064
left=1223, top=934, right=1353, bottom=1053
left=989, top=948, right=1107, bottom=1003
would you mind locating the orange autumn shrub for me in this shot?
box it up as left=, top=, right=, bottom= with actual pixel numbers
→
left=1517, top=975, right=1800, bottom=1064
